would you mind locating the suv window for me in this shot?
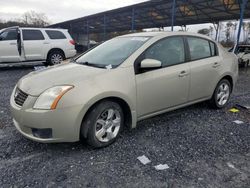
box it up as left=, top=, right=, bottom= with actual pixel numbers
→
left=237, top=46, right=250, bottom=54
left=45, top=30, right=66, bottom=39
left=187, top=37, right=212, bottom=60
left=22, top=30, right=45, bottom=40
left=0, top=29, right=17, bottom=41
left=143, top=37, right=185, bottom=67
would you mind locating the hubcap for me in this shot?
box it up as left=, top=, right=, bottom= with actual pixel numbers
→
left=95, top=108, right=121, bottom=143
left=51, top=54, right=63, bottom=64
left=217, top=83, right=230, bottom=106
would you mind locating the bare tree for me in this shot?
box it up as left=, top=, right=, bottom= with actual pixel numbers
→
left=232, top=22, right=237, bottom=41
left=0, top=10, right=50, bottom=29
left=21, top=10, right=50, bottom=27
left=209, top=26, right=214, bottom=37
left=225, top=21, right=234, bottom=42
left=242, top=22, right=250, bottom=43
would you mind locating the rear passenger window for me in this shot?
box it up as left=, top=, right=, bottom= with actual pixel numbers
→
left=187, top=37, right=211, bottom=60
left=210, top=42, right=217, bottom=56
left=22, top=30, right=44, bottom=40
left=45, top=30, right=66, bottom=39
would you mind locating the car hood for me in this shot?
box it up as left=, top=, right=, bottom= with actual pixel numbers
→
left=17, top=63, right=106, bottom=96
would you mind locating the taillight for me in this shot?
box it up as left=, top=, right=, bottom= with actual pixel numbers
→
left=69, top=40, right=75, bottom=45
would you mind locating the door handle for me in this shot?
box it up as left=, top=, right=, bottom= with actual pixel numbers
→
left=212, top=62, right=220, bottom=68
left=179, top=71, right=189, bottom=77
left=10, top=42, right=17, bottom=45
left=43, top=42, right=50, bottom=44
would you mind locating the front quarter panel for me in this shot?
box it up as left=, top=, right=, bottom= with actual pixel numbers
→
left=57, top=66, right=137, bottom=137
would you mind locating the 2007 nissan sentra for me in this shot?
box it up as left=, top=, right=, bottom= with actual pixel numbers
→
left=10, top=32, right=238, bottom=148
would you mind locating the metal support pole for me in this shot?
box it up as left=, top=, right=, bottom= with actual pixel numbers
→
left=103, top=14, right=106, bottom=41
left=86, top=20, right=90, bottom=49
left=131, top=7, right=135, bottom=32
left=171, top=0, right=176, bottom=31
left=69, top=23, right=72, bottom=35
left=234, top=0, right=247, bottom=52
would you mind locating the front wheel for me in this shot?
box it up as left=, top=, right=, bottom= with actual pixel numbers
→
left=82, top=101, right=124, bottom=148
left=209, top=79, right=232, bottom=109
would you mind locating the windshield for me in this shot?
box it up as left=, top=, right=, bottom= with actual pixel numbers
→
left=76, top=36, right=150, bottom=68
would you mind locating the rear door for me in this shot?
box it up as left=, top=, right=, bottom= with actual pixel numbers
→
left=0, top=28, right=21, bottom=63
left=22, top=29, right=46, bottom=61
left=186, top=36, right=222, bottom=101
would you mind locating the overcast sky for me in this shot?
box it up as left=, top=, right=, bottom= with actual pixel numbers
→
left=1, top=0, right=248, bottom=41
left=0, top=0, right=147, bottom=24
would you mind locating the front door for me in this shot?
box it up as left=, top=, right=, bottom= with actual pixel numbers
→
left=135, top=36, right=190, bottom=117
left=0, top=28, right=21, bottom=63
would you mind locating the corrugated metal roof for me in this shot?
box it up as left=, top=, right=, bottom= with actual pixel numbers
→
left=49, top=0, right=250, bottom=34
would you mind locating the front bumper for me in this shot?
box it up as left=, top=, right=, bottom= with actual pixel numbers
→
left=10, top=87, right=83, bottom=143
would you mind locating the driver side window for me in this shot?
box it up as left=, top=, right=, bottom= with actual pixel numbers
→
left=143, top=37, right=185, bottom=67
left=0, top=29, right=17, bottom=41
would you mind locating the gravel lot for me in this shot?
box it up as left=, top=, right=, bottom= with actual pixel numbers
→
left=0, top=65, right=250, bottom=188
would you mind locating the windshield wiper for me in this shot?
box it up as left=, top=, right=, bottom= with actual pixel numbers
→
left=77, top=61, right=106, bottom=68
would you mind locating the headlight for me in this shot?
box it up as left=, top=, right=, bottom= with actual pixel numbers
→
left=33, top=85, right=74, bottom=110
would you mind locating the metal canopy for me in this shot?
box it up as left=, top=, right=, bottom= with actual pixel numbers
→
left=49, top=0, right=250, bottom=34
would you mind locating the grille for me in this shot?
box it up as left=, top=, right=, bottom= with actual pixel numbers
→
left=14, top=88, right=28, bottom=106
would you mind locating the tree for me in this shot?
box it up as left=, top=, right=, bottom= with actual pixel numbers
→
left=232, top=22, right=237, bottom=41
left=225, top=21, right=234, bottom=42
left=209, top=26, right=214, bottom=37
left=0, top=10, right=50, bottom=30
left=197, top=28, right=210, bottom=36
left=242, top=22, right=250, bottom=43
left=22, top=11, right=50, bottom=27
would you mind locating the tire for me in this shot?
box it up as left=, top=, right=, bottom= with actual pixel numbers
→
left=82, top=101, right=124, bottom=148
left=209, top=79, right=232, bottom=109
left=46, top=50, right=65, bottom=65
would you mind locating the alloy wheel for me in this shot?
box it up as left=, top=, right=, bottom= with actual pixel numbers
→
left=51, top=54, right=63, bottom=64
left=95, top=108, right=121, bottom=143
left=216, top=83, right=230, bottom=106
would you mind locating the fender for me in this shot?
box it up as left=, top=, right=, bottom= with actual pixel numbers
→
left=75, top=91, right=137, bottom=139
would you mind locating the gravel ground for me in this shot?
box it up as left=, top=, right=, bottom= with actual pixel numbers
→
left=0, top=66, right=250, bottom=188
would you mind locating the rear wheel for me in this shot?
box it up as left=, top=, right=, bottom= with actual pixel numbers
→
left=46, top=50, right=65, bottom=65
left=82, top=101, right=124, bottom=148
left=209, top=79, right=232, bottom=109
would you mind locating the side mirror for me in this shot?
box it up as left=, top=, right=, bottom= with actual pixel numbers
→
left=140, top=59, right=162, bottom=69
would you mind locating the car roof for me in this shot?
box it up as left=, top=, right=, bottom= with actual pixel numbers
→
left=20, top=27, right=67, bottom=31
left=119, top=31, right=215, bottom=41
left=1, top=26, right=68, bottom=31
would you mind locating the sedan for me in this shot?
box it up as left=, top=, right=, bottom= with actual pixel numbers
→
left=10, top=32, right=238, bottom=148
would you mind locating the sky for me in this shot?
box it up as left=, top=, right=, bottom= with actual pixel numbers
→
left=0, top=0, right=248, bottom=41
left=0, top=0, right=147, bottom=24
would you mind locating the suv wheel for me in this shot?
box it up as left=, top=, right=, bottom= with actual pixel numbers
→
left=209, top=79, right=232, bottom=109
left=47, top=50, right=65, bottom=65
left=83, top=101, right=124, bottom=148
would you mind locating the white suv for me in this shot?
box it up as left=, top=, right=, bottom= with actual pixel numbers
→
left=0, top=27, right=76, bottom=65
